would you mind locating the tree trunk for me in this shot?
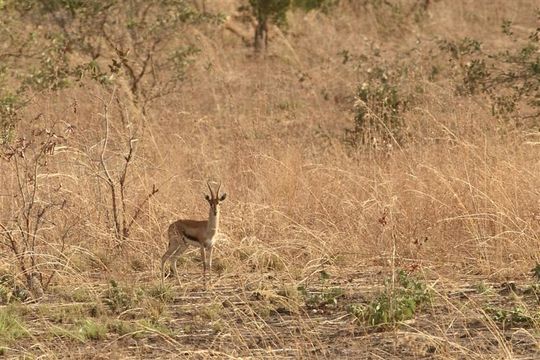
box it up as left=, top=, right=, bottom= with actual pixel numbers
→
left=254, top=17, right=268, bottom=52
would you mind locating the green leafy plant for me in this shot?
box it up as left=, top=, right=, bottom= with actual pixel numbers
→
left=346, top=64, right=411, bottom=148
left=146, top=284, right=174, bottom=303
left=78, top=319, right=107, bottom=341
left=107, top=319, right=138, bottom=337
left=298, top=271, right=344, bottom=309
left=348, top=270, right=431, bottom=327
left=244, top=0, right=291, bottom=51
left=1, top=0, right=215, bottom=117
left=199, top=302, right=225, bottom=321
left=440, top=20, right=540, bottom=124
left=485, top=306, right=537, bottom=328
left=241, top=0, right=336, bottom=51
left=474, top=281, right=492, bottom=295
left=102, top=280, right=137, bottom=315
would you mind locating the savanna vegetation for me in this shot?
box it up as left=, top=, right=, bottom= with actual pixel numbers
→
left=1, top=0, right=540, bottom=358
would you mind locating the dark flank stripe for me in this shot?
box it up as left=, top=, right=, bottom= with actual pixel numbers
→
left=183, top=232, right=199, bottom=242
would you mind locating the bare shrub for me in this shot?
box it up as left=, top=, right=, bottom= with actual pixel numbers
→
left=0, top=121, right=76, bottom=297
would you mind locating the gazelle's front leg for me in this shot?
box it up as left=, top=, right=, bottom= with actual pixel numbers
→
left=161, top=242, right=186, bottom=287
left=207, top=245, right=214, bottom=278
left=200, top=247, right=207, bottom=285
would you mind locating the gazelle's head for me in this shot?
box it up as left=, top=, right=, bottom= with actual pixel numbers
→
left=205, top=181, right=227, bottom=216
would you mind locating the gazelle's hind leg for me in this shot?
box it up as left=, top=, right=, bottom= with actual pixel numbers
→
left=161, top=242, right=187, bottom=286
left=161, top=245, right=176, bottom=286
left=170, top=244, right=188, bottom=287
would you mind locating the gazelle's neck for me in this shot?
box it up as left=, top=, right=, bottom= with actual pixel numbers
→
left=207, top=207, right=220, bottom=236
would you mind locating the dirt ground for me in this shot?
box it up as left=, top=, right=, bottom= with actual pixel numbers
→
left=3, top=266, right=539, bottom=359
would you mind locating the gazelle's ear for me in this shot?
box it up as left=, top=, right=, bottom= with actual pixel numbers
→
left=219, top=193, right=227, bottom=202
left=205, top=194, right=211, bottom=202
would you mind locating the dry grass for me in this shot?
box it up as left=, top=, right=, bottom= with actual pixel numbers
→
left=1, top=0, right=540, bottom=358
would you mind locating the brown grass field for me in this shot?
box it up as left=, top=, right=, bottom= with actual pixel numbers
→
left=1, top=0, right=540, bottom=358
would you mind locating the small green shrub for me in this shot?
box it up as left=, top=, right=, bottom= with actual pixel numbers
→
left=200, top=302, right=225, bottom=321
left=72, top=288, right=94, bottom=303
left=102, top=280, right=137, bottom=315
left=347, top=303, right=365, bottom=320
left=485, top=306, right=537, bottom=328
left=108, top=319, right=138, bottom=336
left=474, top=281, right=492, bottom=295
left=146, top=284, right=174, bottom=303
left=440, top=22, right=540, bottom=124
left=211, top=319, right=225, bottom=334
left=348, top=270, right=431, bottom=327
left=346, top=63, right=411, bottom=148
left=297, top=270, right=344, bottom=309
left=78, top=319, right=107, bottom=341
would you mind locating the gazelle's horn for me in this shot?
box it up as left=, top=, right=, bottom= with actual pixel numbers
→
left=207, top=180, right=215, bottom=199
left=216, top=181, right=222, bottom=196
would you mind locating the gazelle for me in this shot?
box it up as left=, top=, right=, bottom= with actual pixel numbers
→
left=161, top=181, right=227, bottom=287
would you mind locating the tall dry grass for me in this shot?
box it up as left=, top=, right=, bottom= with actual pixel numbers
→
left=1, top=0, right=539, bottom=292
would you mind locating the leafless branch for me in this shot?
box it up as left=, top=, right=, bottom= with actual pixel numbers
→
left=126, top=184, right=159, bottom=235
left=119, top=136, right=137, bottom=240
left=99, top=88, right=122, bottom=241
